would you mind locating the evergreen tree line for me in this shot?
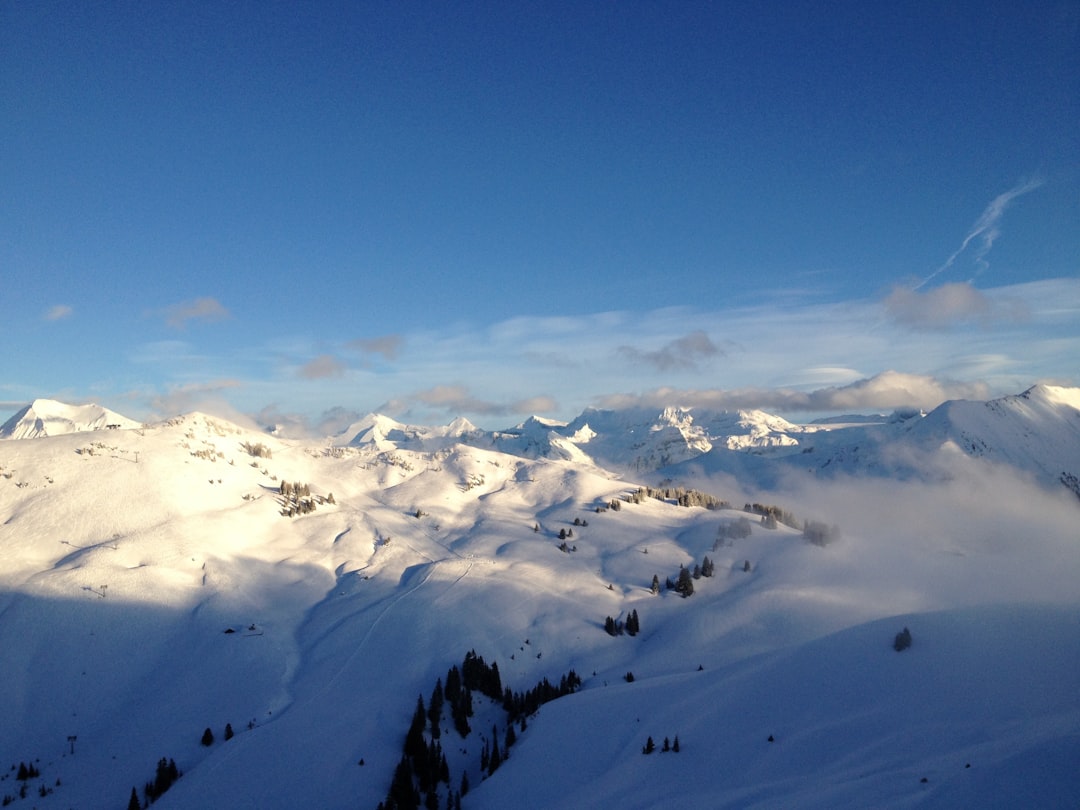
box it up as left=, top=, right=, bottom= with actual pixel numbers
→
left=377, top=650, right=583, bottom=810
left=623, top=486, right=730, bottom=510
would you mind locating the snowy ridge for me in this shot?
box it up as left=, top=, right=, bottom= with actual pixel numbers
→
left=0, top=398, right=141, bottom=439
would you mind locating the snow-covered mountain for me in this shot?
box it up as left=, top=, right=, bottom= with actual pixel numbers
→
left=0, top=398, right=141, bottom=440
left=1, top=391, right=1078, bottom=809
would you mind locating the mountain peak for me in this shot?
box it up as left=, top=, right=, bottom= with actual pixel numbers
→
left=0, top=399, right=139, bottom=440
left=1020, top=383, right=1080, bottom=411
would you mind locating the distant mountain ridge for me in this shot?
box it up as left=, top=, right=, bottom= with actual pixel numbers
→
left=0, top=398, right=141, bottom=439
left=5, top=385, right=1079, bottom=497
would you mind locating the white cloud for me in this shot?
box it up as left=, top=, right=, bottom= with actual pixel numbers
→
left=883, top=282, right=1030, bottom=331
left=162, top=297, right=230, bottom=329
left=43, top=304, right=73, bottom=321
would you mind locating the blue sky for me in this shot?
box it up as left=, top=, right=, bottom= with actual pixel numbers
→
left=2, top=1, right=1077, bottom=432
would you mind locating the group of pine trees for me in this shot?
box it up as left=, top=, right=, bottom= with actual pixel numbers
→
left=278, top=480, right=334, bottom=517
left=745, top=502, right=798, bottom=529
left=714, top=516, right=754, bottom=548
left=604, top=609, right=640, bottom=636
left=377, top=650, right=582, bottom=810
left=659, top=556, right=715, bottom=598
left=129, top=757, right=180, bottom=808
left=642, top=735, right=681, bottom=754
left=240, top=441, right=272, bottom=459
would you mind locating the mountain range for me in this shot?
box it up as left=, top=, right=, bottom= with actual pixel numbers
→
left=1, top=385, right=1078, bottom=809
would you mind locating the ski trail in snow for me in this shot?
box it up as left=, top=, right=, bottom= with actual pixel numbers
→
left=286, top=556, right=474, bottom=713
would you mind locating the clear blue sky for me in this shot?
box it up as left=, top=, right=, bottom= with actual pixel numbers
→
left=2, top=1, right=1077, bottom=431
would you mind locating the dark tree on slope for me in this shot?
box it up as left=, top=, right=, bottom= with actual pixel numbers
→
left=428, top=679, right=444, bottom=739
left=224, top=722, right=234, bottom=741
left=201, top=727, right=214, bottom=746
left=488, top=724, right=503, bottom=775
left=675, top=566, right=694, bottom=597
left=405, top=696, right=428, bottom=760
left=389, top=756, right=420, bottom=810
left=651, top=574, right=660, bottom=594
left=893, top=627, right=913, bottom=652
left=127, top=786, right=141, bottom=810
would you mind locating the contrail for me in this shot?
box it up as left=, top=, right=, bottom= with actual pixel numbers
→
left=915, top=178, right=1043, bottom=291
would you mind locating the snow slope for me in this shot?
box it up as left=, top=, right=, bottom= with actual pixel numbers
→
left=0, top=397, right=1077, bottom=809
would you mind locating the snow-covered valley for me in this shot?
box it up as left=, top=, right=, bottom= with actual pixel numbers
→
left=1, top=389, right=1078, bottom=809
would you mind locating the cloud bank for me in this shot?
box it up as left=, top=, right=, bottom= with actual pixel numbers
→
left=594, top=371, right=991, bottom=415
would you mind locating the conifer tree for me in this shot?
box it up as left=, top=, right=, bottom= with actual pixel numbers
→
left=127, top=786, right=141, bottom=810
left=428, top=679, right=444, bottom=739
left=201, top=727, right=214, bottom=746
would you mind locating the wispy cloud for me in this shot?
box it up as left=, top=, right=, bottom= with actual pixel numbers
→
left=616, top=330, right=723, bottom=371
left=298, top=355, right=347, bottom=380
left=347, top=334, right=403, bottom=362
left=43, top=304, right=73, bottom=321
left=594, top=371, right=991, bottom=414
left=919, top=178, right=1043, bottom=289
left=147, top=379, right=245, bottom=420
left=380, top=385, right=559, bottom=420
left=162, top=297, right=230, bottom=329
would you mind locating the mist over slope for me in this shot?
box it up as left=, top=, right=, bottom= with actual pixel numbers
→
left=0, top=388, right=1078, bottom=809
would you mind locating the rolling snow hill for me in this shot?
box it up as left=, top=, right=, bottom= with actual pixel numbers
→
left=0, top=392, right=1078, bottom=809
